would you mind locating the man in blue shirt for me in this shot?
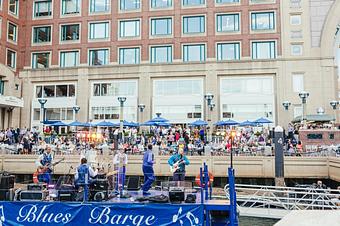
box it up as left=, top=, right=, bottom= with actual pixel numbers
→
left=168, top=148, right=190, bottom=181
left=141, top=144, right=155, bottom=195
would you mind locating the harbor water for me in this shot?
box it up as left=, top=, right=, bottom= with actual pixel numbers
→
left=239, top=216, right=279, bottom=226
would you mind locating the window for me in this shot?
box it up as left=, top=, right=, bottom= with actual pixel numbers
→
left=89, top=49, right=109, bottom=66
left=216, top=14, right=239, bottom=32
left=119, top=48, right=140, bottom=64
left=183, top=0, right=205, bottom=6
left=183, top=16, right=205, bottom=34
left=33, top=26, right=51, bottom=43
left=292, top=74, right=304, bottom=93
left=0, top=79, right=4, bottom=95
left=216, top=0, right=239, bottom=3
left=36, top=84, right=75, bottom=98
left=61, top=24, right=80, bottom=41
left=151, top=46, right=172, bottom=63
left=290, top=15, right=301, bottom=25
left=7, top=50, right=16, bottom=69
left=92, top=82, right=137, bottom=96
left=90, top=0, right=110, bottom=13
left=183, top=44, right=205, bottom=62
left=120, top=0, right=140, bottom=11
left=120, top=20, right=140, bottom=38
left=151, top=18, right=172, bottom=36
left=217, top=43, right=240, bottom=61
left=291, top=44, right=303, bottom=55
left=251, top=12, right=275, bottom=30
left=151, top=0, right=172, bottom=8
left=251, top=0, right=275, bottom=3
left=60, top=51, right=79, bottom=67
left=61, top=0, right=80, bottom=15
left=154, top=79, right=203, bottom=96
left=9, top=0, right=18, bottom=16
left=34, top=0, right=52, bottom=17
left=32, top=52, right=50, bottom=68
left=294, top=105, right=302, bottom=118
left=89, top=22, right=109, bottom=40
left=252, top=41, right=276, bottom=59
left=7, top=22, right=17, bottom=42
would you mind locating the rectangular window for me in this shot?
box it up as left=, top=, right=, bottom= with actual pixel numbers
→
left=34, top=0, right=52, bottom=17
left=119, top=48, right=140, bottom=64
left=251, top=12, right=275, bottom=30
left=120, top=0, right=140, bottom=11
left=60, top=51, right=79, bottom=67
left=89, top=22, right=109, bottom=40
left=9, top=0, right=18, bottom=16
left=56, top=85, right=68, bottom=97
left=89, top=49, right=109, bottom=66
left=182, top=0, right=205, bottom=6
left=61, top=24, right=80, bottom=41
left=251, top=0, right=275, bottom=3
left=183, top=44, right=205, bottom=62
left=290, top=15, right=301, bottom=25
left=0, top=79, right=4, bottom=96
left=291, top=44, right=303, bottom=55
left=292, top=74, right=304, bottom=93
left=151, top=46, right=172, bottom=63
left=7, top=50, right=16, bottom=69
left=62, top=0, right=80, bottom=15
left=216, top=0, right=239, bottom=3
left=32, top=52, right=50, bottom=68
left=183, top=16, right=205, bottom=34
left=120, top=20, right=140, bottom=37
left=90, top=0, right=110, bottom=13
left=33, top=26, right=51, bottom=43
left=151, top=0, right=172, bottom=8
left=151, top=18, right=172, bottom=36
left=217, top=43, right=240, bottom=61
left=7, top=22, right=17, bottom=42
left=43, top=85, right=55, bottom=97
left=216, top=14, right=239, bottom=32
left=252, top=41, right=276, bottom=59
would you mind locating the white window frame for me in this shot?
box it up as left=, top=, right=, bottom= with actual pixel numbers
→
left=291, top=43, right=303, bottom=56
left=182, top=43, right=206, bottom=62
left=150, top=44, right=173, bottom=64
left=249, top=0, right=276, bottom=4
left=215, top=13, right=241, bottom=33
left=31, top=25, right=53, bottom=46
left=89, top=0, right=111, bottom=15
left=118, top=46, right=141, bottom=65
left=59, top=23, right=81, bottom=44
left=150, top=17, right=173, bottom=38
left=31, top=51, right=52, bottom=69
left=8, top=0, right=19, bottom=17
left=6, top=48, right=17, bottom=70
left=59, top=50, right=80, bottom=68
left=33, top=0, right=53, bottom=19
left=290, top=14, right=302, bottom=26
left=118, top=19, right=141, bottom=39
left=216, top=42, right=241, bottom=61
left=251, top=40, right=277, bottom=60
left=60, top=0, right=81, bottom=17
left=88, top=21, right=110, bottom=41
left=88, top=48, right=110, bottom=66
left=7, top=21, right=18, bottom=44
left=250, top=11, right=276, bottom=32
left=150, top=0, right=173, bottom=10
left=182, top=14, right=206, bottom=36
left=215, top=0, right=240, bottom=7
left=182, top=0, right=206, bottom=8
left=119, top=0, right=141, bottom=12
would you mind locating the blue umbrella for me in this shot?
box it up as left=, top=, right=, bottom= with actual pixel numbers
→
left=68, top=121, right=84, bottom=127
left=43, top=120, right=61, bottom=125
left=215, top=119, right=239, bottom=126
left=95, top=121, right=117, bottom=127
left=154, top=121, right=171, bottom=127
left=148, top=116, right=169, bottom=123
left=51, top=121, right=68, bottom=126
left=189, top=119, right=208, bottom=126
left=115, top=120, right=139, bottom=127
left=239, top=120, right=256, bottom=127
left=82, top=122, right=95, bottom=127
left=253, top=117, right=273, bottom=124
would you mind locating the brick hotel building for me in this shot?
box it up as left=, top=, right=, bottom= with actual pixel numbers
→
left=0, top=0, right=339, bottom=130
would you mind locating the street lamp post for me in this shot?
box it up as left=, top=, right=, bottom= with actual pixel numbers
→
left=118, top=97, right=127, bottom=143
left=330, top=100, right=339, bottom=124
left=38, top=98, right=47, bottom=132
left=282, top=101, right=291, bottom=111
left=73, top=105, right=80, bottom=120
left=138, top=104, right=145, bottom=123
left=204, top=93, right=214, bottom=142
left=298, top=91, right=309, bottom=127
left=230, top=130, right=236, bottom=168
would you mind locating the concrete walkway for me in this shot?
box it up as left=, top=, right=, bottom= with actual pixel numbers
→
left=275, top=210, right=340, bottom=226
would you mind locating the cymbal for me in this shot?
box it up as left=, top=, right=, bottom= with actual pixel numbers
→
left=106, top=171, right=118, bottom=176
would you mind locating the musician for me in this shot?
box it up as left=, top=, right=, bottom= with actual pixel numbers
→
left=113, top=146, right=128, bottom=191
left=168, top=147, right=190, bottom=181
left=74, top=158, right=98, bottom=188
left=35, top=145, right=53, bottom=184
left=141, top=144, right=155, bottom=195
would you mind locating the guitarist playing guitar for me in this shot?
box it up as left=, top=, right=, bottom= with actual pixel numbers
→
left=168, top=147, right=190, bottom=181
left=33, top=145, right=63, bottom=184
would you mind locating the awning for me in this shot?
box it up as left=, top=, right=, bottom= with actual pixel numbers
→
left=0, top=95, right=23, bottom=108
left=292, top=114, right=335, bottom=123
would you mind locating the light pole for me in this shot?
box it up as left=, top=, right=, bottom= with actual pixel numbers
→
left=282, top=101, right=291, bottom=111
left=118, top=96, right=127, bottom=143
left=330, top=100, right=339, bottom=124
left=230, top=130, right=236, bottom=168
left=138, top=104, right=145, bottom=123
left=204, top=93, right=214, bottom=143
left=38, top=98, right=47, bottom=132
left=298, top=91, right=309, bottom=127
left=73, top=105, right=80, bottom=120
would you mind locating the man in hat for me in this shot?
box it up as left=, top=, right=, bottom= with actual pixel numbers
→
left=168, top=147, right=190, bottom=181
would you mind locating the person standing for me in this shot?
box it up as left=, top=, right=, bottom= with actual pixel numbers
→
left=168, top=148, right=190, bottom=181
left=141, top=144, right=155, bottom=195
left=35, top=145, right=53, bottom=183
left=113, top=147, right=128, bottom=192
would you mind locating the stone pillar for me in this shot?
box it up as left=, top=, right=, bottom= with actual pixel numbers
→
left=77, top=68, right=90, bottom=122
left=274, top=126, right=285, bottom=186
left=139, top=71, right=151, bottom=122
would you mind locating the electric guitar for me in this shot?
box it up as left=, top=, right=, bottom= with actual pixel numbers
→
left=170, top=159, right=185, bottom=173
left=33, top=157, right=65, bottom=183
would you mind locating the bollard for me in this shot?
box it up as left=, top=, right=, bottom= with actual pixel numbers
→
left=274, top=126, right=285, bottom=186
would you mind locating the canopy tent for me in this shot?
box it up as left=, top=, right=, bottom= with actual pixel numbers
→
left=95, top=121, right=117, bottom=127
left=43, top=120, right=61, bottom=125
left=68, top=121, right=85, bottom=127
left=82, top=122, right=95, bottom=127
left=253, top=117, right=273, bottom=124
left=239, top=120, right=257, bottom=127
left=141, top=121, right=171, bottom=127
left=189, top=119, right=208, bottom=127
left=148, top=116, right=169, bottom=123
left=292, top=114, right=335, bottom=123
left=115, top=120, right=139, bottom=127
left=215, top=119, right=239, bottom=126
left=50, top=121, right=68, bottom=126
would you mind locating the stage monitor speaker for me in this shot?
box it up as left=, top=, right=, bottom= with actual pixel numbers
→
left=27, top=183, right=45, bottom=191
left=92, top=179, right=108, bottom=191
left=169, top=188, right=185, bottom=203
left=0, top=189, right=14, bottom=201
left=20, top=191, right=46, bottom=201
left=127, top=176, right=140, bottom=191
left=0, top=175, right=15, bottom=189
left=93, top=191, right=108, bottom=202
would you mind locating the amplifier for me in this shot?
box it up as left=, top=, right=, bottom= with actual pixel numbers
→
left=27, top=183, right=46, bottom=191
left=20, top=190, right=46, bottom=201
left=0, top=189, right=14, bottom=201
left=0, top=175, right=15, bottom=189
left=169, top=188, right=185, bottom=203
left=92, top=179, right=108, bottom=191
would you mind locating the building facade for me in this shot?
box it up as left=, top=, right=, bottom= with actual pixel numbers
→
left=0, top=0, right=339, bottom=130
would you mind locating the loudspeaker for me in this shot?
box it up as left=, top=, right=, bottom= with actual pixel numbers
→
left=169, top=189, right=185, bottom=203
left=127, top=176, right=140, bottom=191
left=27, top=183, right=45, bottom=191
left=92, top=179, right=108, bottom=192
left=0, top=189, right=14, bottom=201
left=0, top=175, right=15, bottom=189
left=58, top=184, right=75, bottom=201
left=20, top=191, right=46, bottom=201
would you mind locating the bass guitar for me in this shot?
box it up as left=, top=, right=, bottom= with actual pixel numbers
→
left=170, top=159, right=184, bottom=173
left=33, top=157, right=65, bottom=183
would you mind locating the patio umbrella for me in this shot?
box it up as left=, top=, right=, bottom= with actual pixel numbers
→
left=51, top=121, right=68, bottom=126
left=214, top=120, right=226, bottom=126
left=239, top=120, right=256, bottom=127
left=154, top=121, right=171, bottom=127
left=82, top=122, right=95, bottom=127
left=253, top=117, right=273, bottom=124
left=217, top=119, right=240, bottom=126
left=148, top=116, right=169, bottom=123
left=68, top=121, right=85, bottom=127
left=95, top=121, right=117, bottom=127
left=115, top=120, right=139, bottom=127
left=189, top=119, right=208, bottom=126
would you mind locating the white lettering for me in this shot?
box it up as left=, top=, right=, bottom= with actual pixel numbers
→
left=145, top=215, right=156, bottom=225
left=132, top=215, right=144, bottom=226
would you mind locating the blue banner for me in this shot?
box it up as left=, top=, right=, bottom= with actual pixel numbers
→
left=0, top=202, right=203, bottom=226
